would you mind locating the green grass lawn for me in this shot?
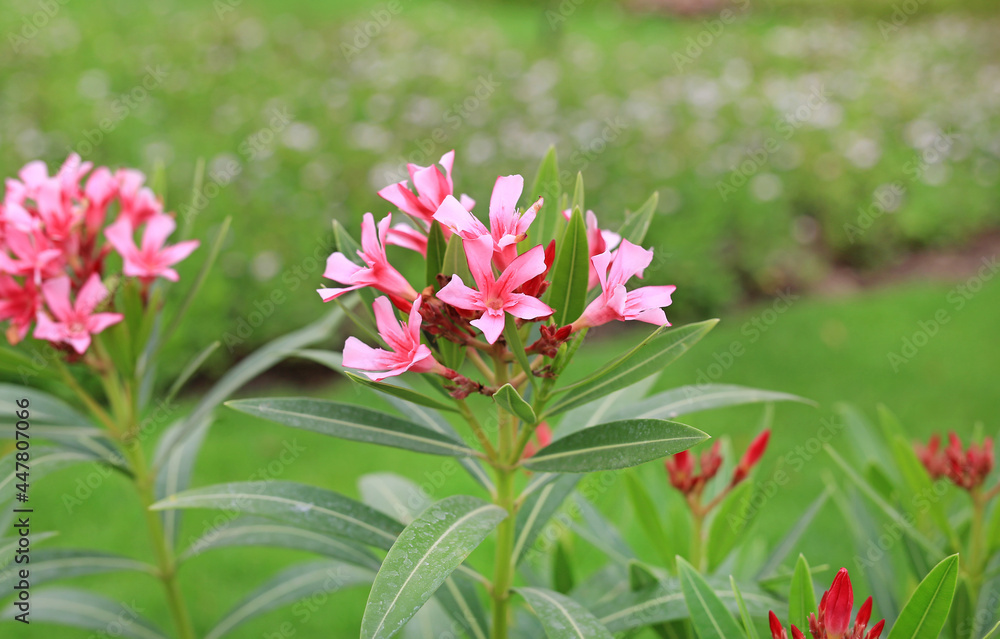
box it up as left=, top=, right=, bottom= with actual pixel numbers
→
left=8, top=273, right=997, bottom=637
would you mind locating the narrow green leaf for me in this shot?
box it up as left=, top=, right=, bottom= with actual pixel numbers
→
left=788, top=555, right=817, bottom=632
left=984, top=619, right=1000, bottom=639
left=731, top=577, right=761, bottom=639
left=153, top=416, right=212, bottom=548
left=441, top=232, right=471, bottom=283
left=517, top=587, right=614, bottom=639
left=625, top=472, right=674, bottom=568
left=571, top=172, right=585, bottom=212
left=206, top=561, right=374, bottom=639
left=361, top=495, right=506, bottom=638
left=677, top=557, right=746, bottom=639
left=0, top=445, right=109, bottom=504
left=151, top=480, right=404, bottom=550
left=164, top=341, right=219, bottom=405
left=504, top=313, right=535, bottom=384
left=226, top=397, right=476, bottom=457
left=180, top=516, right=380, bottom=569
left=545, top=320, right=718, bottom=417
left=552, top=541, right=575, bottom=594
left=0, top=549, right=155, bottom=591
left=345, top=372, right=459, bottom=413
left=494, top=383, right=537, bottom=425
left=547, top=206, right=589, bottom=327
left=618, top=192, right=658, bottom=246
left=627, top=560, right=661, bottom=591
left=0, top=588, right=168, bottom=639
left=514, top=474, right=581, bottom=564
left=425, top=220, right=448, bottom=288
left=0, top=345, right=59, bottom=380
left=706, top=480, right=756, bottom=571
left=618, top=384, right=812, bottom=421
left=529, top=146, right=563, bottom=246
left=755, top=490, right=829, bottom=580
left=523, top=419, right=708, bottom=473
left=570, top=493, right=637, bottom=564
left=886, top=554, right=960, bottom=639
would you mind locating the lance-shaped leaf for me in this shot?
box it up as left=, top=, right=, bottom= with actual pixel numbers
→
left=677, top=557, right=746, bottom=639
left=514, top=474, right=581, bottom=564
left=226, top=398, right=477, bottom=457
left=154, top=416, right=212, bottom=549
left=547, top=206, right=589, bottom=327
left=517, top=587, right=614, bottom=639
left=706, top=480, right=756, bottom=571
left=886, top=554, right=960, bottom=639
left=0, top=383, right=92, bottom=427
left=788, top=555, right=817, bottom=633
left=731, top=577, right=761, bottom=639
left=345, top=372, right=459, bottom=413
left=529, top=146, right=563, bottom=246
left=545, top=320, right=718, bottom=417
left=0, top=549, right=155, bottom=591
left=570, top=493, right=636, bottom=565
left=425, top=220, right=448, bottom=288
left=556, top=376, right=659, bottom=439
left=617, top=191, right=658, bottom=246
left=151, top=480, right=403, bottom=550
left=0, top=445, right=111, bottom=504
left=523, top=419, right=708, bottom=473
left=504, top=313, right=535, bottom=386
left=0, top=588, right=168, bottom=639
left=361, top=495, right=506, bottom=639
left=625, top=472, right=674, bottom=567
left=494, top=383, right=537, bottom=425
left=179, top=516, right=381, bottom=569
left=441, top=232, right=471, bottom=283
left=205, top=561, right=374, bottom=639
left=755, top=490, right=829, bottom=579
left=616, top=384, right=811, bottom=421
left=164, top=341, right=220, bottom=405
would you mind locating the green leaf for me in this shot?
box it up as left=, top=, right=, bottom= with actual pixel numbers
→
left=361, top=495, right=506, bottom=638
left=0, top=549, right=155, bottom=591
left=179, top=515, right=381, bottom=568
left=441, top=232, right=471, bottom=283
left=730, top=577, right=761, bottom=639
left=545, top=320, right=718, bottom=417
left=0, top=588, right=168, bottom=639
left=547, top=206, right=589, bottom=327
left=164, top=341, right=220, bottom=405
left=1, top=445, right=113, bottom=504
left=571, top=172, right=585, bottom=212
left=529, top=146, right=563, bottom=246
left=504, top=313, right=535, bottom=384
left=553, top=541, right=576, bottom=594
left=345, top=372, right=459, bottom=413
left=984, top=619, right=1000, bottom=639
left=788, top=555, right=816, bottom=632
left=153, top=416, right=212, bottom=548
left=0, top=383, right=92, bottom=427
left=825, top=445, right=944, bottom=560
left=205, top=561, right=374, bottom=639
left=677, top=557, right=746, bottom=639
left=556, top=376, right=659, bottom=439
left=887, top=554, right=960, bottom=639
left=706, top=480, right=756, bottom=571
left=618, top=384, right=812, bottom=421
left=226, top=398, right=477, bottom=457
left=151, top=480, right=404, bottom=550
left=514, top=474, right=581, bottom=564
left=523, top=419, right=708, bottom=473
left=494, top=383, right=537, bottom=425
left=625, top=472, right=674, bottom=568
left=617, top=191, right=658, bottom=246
left=435, top=570, right=491, bottom=639
left=755, top=490, right=829, bottom=579
left=571, top=493, right=637, bottom=564
left=517, top=587, right=614, bottom=638
left=425, top=220, right=448, bottom=288
left=0, top=345, right=59, bottom=381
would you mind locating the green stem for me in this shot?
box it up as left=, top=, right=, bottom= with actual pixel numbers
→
left=966, top=491, right=987, bottom=597
left=690, top=510, right=705, bottom=572
left=491, top=466, right=516, bottom=639
left=123, top=439, right=197, bottom=639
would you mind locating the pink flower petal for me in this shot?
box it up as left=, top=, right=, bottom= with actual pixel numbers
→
left=75, top=274, right=110, bottom=316
left=40, top=277, right=73, bottom=321
left=436, top=275, right=482, bottom=311
left=488, top=175, right=524, bottom=232
left=463, top=235, right=496, bottom=293
left=141, top=214, right=176, bottom=252
left=159, top=240, right=200, bottom=266
left=87, top=312, right=124, bottom=334
left=323, top=252, right=362, bottom=284
left=504, top=293, right=553, bottom=320
left=470, top=311, right=506, bottom=344
left=433, top=195, right=488, bottom=239
left=496, top=244, right=547, bottom=292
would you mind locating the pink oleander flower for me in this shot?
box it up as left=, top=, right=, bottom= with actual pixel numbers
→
left=104, top=214, right=200, bottom=283
left=342, top=296, right=450, bottom=382
left=571, top=240, right=675, bottom=330
left=436, top=235, right=553, bottom=344
left=0, top=276, right=39, bottom=344
left=116, top=169, right=162, bottom=226
left=33, top=274, right=123, bottom=354
left=0, top=227, right=64, bottom=282
left=562, top=208, right=621, bottom=289
left=319, top=213, right=419, bottom=309
left=770, top=569, right=884, bottom=639
left=434, top=175, right=542, bottom=269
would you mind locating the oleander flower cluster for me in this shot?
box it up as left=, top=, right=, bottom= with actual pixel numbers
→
left=320, top=151, right=676, bottom=391
left=0, top=154, right=198, bottom=354
left=666, top=429, right=770, bottom=515
left=769, top=569, right=884, bottom=639
left=916, top=432, right=996, bottom=494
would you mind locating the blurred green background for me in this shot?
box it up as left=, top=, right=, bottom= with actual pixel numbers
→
left=1, top=0, right=998, bottom=636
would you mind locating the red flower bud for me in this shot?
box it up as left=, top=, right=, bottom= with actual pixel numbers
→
left=732, top=429, right=770, bottom=486
left=867, top=619, right=885, bottom=639
left=823, top=568, right=854, bottom=636
left=769, top=611, right=788, bottom=639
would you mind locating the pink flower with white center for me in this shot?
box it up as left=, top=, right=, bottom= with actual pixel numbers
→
left=436, top=235, right=553, bottom=344
left=342, top=296, right=449, bottom=382
left=377, top=150, right=475, bottom=227
left=116, top=169, right=162, bottom=225
left=434, top=175, right=543, bottom=269
left=0, top=228, right=64, bottom=282
left=0, top=276, right=40, bottom=344
left=33, top=274, right=123, bottom=354
left=104, top=214, right=200, bottom=283
left=563, top=208, right=622, bottom=289
left=319, top=213, right=418, bottom=309
left=571, top=240, right=676, bottom=330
